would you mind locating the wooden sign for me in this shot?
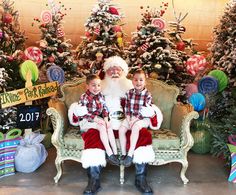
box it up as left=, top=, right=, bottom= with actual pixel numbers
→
left=17, top=105, right=41, bottom=129
left=0, top=81, right=58, bottom=108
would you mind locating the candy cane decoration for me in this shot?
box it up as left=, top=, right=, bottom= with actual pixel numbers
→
left=140, top=43, right=150, bottom=52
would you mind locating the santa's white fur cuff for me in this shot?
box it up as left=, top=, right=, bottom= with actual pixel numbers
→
left=133, top=145, right=155, bottom=164
left=81, top=148, right=107, bottom=168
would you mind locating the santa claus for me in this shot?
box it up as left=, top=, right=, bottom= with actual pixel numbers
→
left=68, top=56, right=162, bottom=195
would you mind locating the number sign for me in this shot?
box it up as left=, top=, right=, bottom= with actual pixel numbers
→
left=17, top=105, right=41, bottom=129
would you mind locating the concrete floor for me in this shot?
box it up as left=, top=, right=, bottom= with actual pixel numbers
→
left=1, top=147, right=236, bottom=195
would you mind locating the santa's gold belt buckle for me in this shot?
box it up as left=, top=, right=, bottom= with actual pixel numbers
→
left=109, top=111, right=125, bottom=120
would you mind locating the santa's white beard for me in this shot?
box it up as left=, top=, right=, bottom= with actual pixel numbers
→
left=101, top=74, right=133, bottom=130
left=102, top=74, right=133, bottom=98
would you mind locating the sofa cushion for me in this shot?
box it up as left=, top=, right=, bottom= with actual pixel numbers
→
left=151, top=129, right=180, bottom=150
left=64, top=127, right=83, bottom=149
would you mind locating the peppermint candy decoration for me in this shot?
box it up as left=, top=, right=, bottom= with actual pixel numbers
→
left=140, top=43, right=150, bottom=51
left=94, top=27, right=100, bottom=35
left=46, top=65, right=65, bottom=84
left=186, top=55, right=207, bottom=76
left=41, top=10, right=52, bottom=24
left=24, top=47, right=43, bottom=65
left=57, top=27, right=65, bottom=38
left=151, top=18, right=166, bottom=31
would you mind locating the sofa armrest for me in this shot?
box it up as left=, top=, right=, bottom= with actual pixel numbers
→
left=170, top=103, right=199, bottom=149
left=46, top=99, right=68, bottom=147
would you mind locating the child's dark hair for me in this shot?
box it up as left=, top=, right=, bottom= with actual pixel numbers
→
left=86, top=74, right=100, bottom=84
left=133, top=68, right=146, bottom=77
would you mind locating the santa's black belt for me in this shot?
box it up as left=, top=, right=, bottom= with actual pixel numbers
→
left=109, top=111, right=125, bottom=120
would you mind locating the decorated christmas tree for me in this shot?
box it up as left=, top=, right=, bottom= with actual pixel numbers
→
left=0, top=68, right=17, bottom=133
left=76, top=0, right=126, bottom=74
left=210, top=1, right=236, bottom=87
left=126, top=3, right=193, bottom=96
left=33, top=0, right=82, bottom=82
left=0, top=0, right=26, bottom=90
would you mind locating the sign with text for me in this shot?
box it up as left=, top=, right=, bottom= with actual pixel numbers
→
left=0, top=81, right=58, bottom=108
left=17, top=105, right=41, bottom=129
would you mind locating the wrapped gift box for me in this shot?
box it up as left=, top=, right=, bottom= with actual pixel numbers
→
left=0, top=129, right=22, bottom=178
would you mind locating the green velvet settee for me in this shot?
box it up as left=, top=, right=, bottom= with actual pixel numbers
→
left=46, top=78, right=199, bottom=184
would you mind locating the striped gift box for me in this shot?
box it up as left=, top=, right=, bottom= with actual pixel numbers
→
left=0, top=129, right=22, bottom=178
left=227, top=144, right=236, bottom=183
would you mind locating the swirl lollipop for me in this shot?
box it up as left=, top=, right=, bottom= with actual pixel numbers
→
left=198, top=76, right=218, bottom=95
left=185, top=83, right=198, bottom=98
left=151, top=18, right=166, bottom=31
left=46, top=65, right=65, bottom=84
left=208, top=70, right=228, bottom=92
left=186, top=55, right=207, bottom=76
left=41, top=10, right=52, bottom=24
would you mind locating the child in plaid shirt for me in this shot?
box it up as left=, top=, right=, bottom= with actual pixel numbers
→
left=79, top=74, right=119, bottom=166
left=119, top=69, right=152, bottom=167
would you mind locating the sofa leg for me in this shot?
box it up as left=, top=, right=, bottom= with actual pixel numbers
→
left=180, top=160, right=189, bottom=184
left=120, top=165, right=125, bottom=184
left=54, top=156, right=63, bottom=183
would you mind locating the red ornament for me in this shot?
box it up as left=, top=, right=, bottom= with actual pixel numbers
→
left=85, top=31, right=91, bottom=38
left=137, top=24, right=142, bottom=30
left=48, top=56, right=55, bottom=63
left=113, top=25, right=122, bottom=32
left=176, top=41, right=185, bottom=51
left=7, top=56, right=14, bottom=62
left=109, top=7, right=119, bottom=15
left=3, top=13, right=13, bottom=24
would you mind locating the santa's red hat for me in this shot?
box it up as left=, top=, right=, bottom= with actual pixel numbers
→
left=103, top=56, right=129, bottom=76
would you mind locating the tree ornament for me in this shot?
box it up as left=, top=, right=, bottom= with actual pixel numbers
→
left=57, top=27, right=65, bottom=37
left=40, top=10, right=52, bottom=24
left=151, top=18, right=166, bottom=31
left=109, top=7, right=119, bottom=15
left=176, top=41, right=185, bottom=51
left=85, top=31, right=91, bottom=38
left=48, top=56, right=55, bottom=63
left=24, top=47, right=43, bottom=65
left=113, top=25, right=122, bottom=32
left=3, top=13, right=13, bottom=24
left=116, top=32, right=123, bottom=48
left=0, top=30, right=3, bottom=40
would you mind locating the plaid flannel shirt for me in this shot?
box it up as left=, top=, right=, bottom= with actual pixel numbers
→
left=79, top=90, right=109, bottom=121
left=124, top=88, right=152, bottom=119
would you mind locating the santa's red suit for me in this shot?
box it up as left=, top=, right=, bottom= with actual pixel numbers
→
left=68, top=56, right=163, bottom=194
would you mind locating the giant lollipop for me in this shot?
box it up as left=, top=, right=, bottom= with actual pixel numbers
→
left=185, top=83, right=198, bottom=98
left=186, top=55, right=207, bottom=76
left=24, top=47, right=43, bottom=65
left=46, top=65, right=65, bottom=85
left=198, top=76, right=218, bottom=95
left=20, top=60, right=39, bottom=82
left=189, top=93, right=206, bottom=112
left=208, top=70, right=228, bottom=92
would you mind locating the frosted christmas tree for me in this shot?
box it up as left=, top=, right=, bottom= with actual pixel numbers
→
left=33, top=0, right=82, bottom=81
left=0, top=68, right=17, bottom=133
left=126, top=4, right=191, bottom=88
left=76, top=0, right=126, bottom=74
left=211, top=1, right=236, bottom=87
left=0, top=0, right=26, bottom=90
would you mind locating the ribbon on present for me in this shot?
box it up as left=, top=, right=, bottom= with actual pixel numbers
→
left=0, top=129, right=22, bottom=178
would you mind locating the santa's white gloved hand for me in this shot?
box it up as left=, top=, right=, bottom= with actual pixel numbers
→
left=139, top=104, right=155, bottom=117
left=69, top=103, right=88, bottom=117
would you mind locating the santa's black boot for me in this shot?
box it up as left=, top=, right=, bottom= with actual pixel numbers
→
left=83, top=166, right=102, bottom=195
left=135, top=163, right=153, bottom=195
